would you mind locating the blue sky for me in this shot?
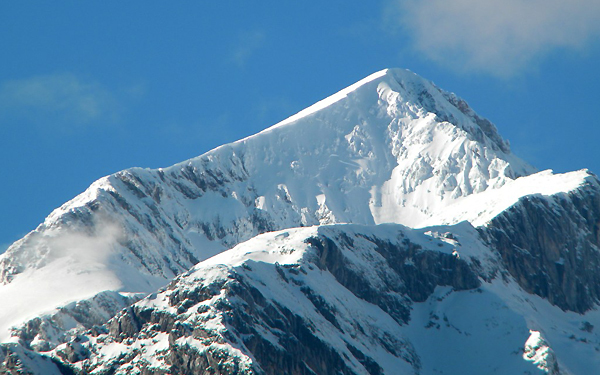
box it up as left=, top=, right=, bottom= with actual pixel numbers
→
left=1, top=1, right=600, bottom=251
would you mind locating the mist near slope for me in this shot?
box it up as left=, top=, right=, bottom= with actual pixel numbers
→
left=0, top=218, right=127, bottom=342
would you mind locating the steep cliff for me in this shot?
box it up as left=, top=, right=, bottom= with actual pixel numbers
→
left=481, top=173, right=600, bottom=313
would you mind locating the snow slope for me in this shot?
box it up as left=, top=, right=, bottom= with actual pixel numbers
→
left=424, top=168, right=592, bottom=227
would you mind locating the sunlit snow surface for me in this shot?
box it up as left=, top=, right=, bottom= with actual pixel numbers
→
left=424, top=169, right=591, bottom=227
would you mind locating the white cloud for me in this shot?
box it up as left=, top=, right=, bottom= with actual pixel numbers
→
left=388, top=0, right=600, bottom=76
left=49, top=222, right=123, bottom=266
left=0, top=73, right=120, bottom=127
left=230, top=30, right=266, bottom=66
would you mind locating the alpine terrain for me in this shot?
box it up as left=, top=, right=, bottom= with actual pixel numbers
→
left=2, top=68, right=600, bottom=374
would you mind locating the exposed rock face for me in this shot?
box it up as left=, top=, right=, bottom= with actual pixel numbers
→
left=481, top=176, right=600, bottom=312
left=11, top=291, right=144, bottom=352
left=0, top=344, right=64, bottom=375
left=523, top=330, right=562, bottom=375
left=50, top=225, right=484, bottom=375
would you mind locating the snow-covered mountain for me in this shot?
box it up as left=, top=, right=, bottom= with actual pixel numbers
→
left=2, top=68, right=600, bottom=374
left=51, top=223, right=600, bottom=374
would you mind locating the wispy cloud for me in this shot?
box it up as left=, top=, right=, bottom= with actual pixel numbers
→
left=5, top=217, right=124, bottom=274
left=387, top=0, right=600, bottom=76
left=230, top=30, right=266, bottom=67
left=46, top=220, right=123, bottom=266
left=0, top=73, right=123, bottom=128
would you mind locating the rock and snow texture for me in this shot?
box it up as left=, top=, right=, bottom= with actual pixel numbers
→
left=523, top=330, right=561, bottom=374
left=0, top=68, right=535, bottom=345
left=2, top=68, right=600, bottom=374
left=43, top=225, right=600, bottom=374
left=43, top=225, right=503, bottom=374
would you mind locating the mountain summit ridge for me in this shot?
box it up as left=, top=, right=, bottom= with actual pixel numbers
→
left=202, top=68, right=514, bottom=162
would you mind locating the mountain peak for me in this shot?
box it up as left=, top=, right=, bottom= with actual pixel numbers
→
left=249, top=68, right=511, bottom=158
left=193, top=67, right=533, bottom=225
left=0, top=68, right=539, bottom=349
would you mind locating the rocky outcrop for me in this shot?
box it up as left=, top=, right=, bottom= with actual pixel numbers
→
left=481, top=176, right=600, bottom=312
left=308, top=233, right=480, bottom=324
left=11, top=291, right=144, bottom=352
left=0, top=344, right=64, bottom=375
left=49, top=224, right=484, bottom=375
